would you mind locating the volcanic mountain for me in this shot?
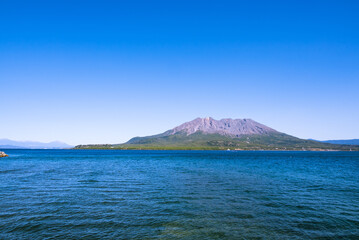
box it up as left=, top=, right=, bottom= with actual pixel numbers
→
left=165, top=117, right=276, bottom=136
left=75, top=117, right=358, bottom=151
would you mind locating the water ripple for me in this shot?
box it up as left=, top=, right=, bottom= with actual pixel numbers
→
left=0, top=149, right=358, bottom=239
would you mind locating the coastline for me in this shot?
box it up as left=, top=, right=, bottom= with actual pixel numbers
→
left=72, top=147, right=359, bottom=151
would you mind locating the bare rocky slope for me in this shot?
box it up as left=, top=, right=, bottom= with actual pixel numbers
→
left=166, top=117, right=277, bottom=136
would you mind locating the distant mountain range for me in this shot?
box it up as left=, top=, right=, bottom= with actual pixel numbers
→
left=75, top=117, right=359, bottom=151
left=0, top=139, right=73, bottom=149
left=313, top=139, right=359, bottom=145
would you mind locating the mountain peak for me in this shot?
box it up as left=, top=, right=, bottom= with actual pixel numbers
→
left=167, top=117, right=277, bottom=137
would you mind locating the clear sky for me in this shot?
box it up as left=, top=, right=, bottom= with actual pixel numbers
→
left=1, top=0, right=359, bottom=145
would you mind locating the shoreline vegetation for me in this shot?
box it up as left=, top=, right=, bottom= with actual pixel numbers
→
left=74, top=146, right=359, bottom=151
left=74, top=133, right=359, bottom=151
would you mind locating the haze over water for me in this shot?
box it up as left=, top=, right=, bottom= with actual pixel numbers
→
left=1, top=150, right=358, bottom=239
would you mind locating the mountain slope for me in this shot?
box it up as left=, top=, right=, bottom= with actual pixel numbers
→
left=0, top=139, right=73, bottom=149
left=318, top=139, right=359, bottom=145
left=166, top=117, right=277, bottom=136
left=75, top=117, right=359, bottom=151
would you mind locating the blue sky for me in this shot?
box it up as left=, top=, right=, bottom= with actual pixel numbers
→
left=1, top=0, right=359, bottom=145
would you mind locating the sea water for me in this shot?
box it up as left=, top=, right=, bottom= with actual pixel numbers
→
left=0, top=150, right=358, bottom=239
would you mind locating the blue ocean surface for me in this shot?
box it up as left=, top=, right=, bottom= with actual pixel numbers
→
left=0, top=150, right=358, bottom=239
